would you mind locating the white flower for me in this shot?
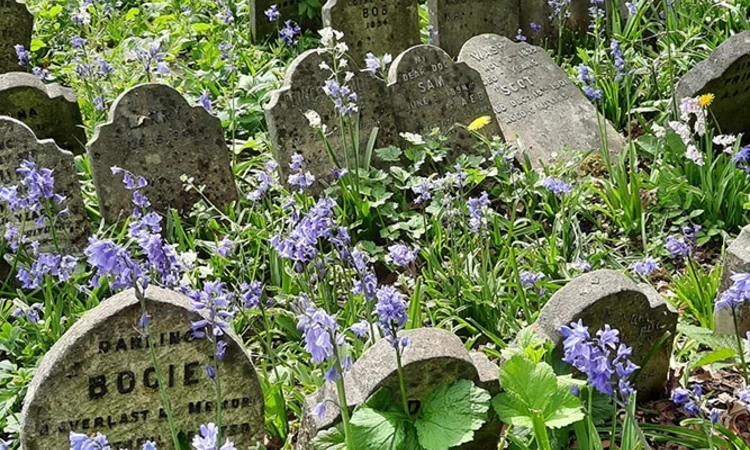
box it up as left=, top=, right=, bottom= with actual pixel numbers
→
left=344, top=71, right=354, bottom=82
left=713, top=134, right=737, bottom=148
left=679, top=96, right=701, bottom=121
left=338, top=57, right=348, bottom=68
left=382, top=53, right=393, bottom=65
left=693, top=111, right=706, bottom=137
left=400, top=132, right=425, bottom=145
left=652, top=123, right=666, bottom=139
left=304, top=110, right=322, bottom=129
left=319, top=28, right=344, bottom=47
left=319, top=61, right=330, bottom=70
left=179, top=250, right=198, bottom=269
left=197, top=265, right=214, bottom=278
left=685, top=144, right=704, bottom=166
left=335, top=42, right=349, bottom=55
left=668, top=121, right=691, bottom=145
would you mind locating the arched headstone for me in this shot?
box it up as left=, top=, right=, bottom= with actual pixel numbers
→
left=0, top=0, right=33, bottom=74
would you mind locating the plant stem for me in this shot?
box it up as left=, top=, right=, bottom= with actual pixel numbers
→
left=395, top=346, right=410, bottom=416
left=732, top=309, right=750, bottom=384
left=332, top=341, right=354, bottom=450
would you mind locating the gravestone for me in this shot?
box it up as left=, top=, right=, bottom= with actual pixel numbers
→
left=676, top=31, right=750, bottom=141
left=427, top=0, right=518, bottom=58
left=265, top=49, right=398, bottom=187
left=87, top=84, right=237, bottom=223
left=0, top=72, right=86, bottom=155
left=532, top=269, right=677, bottom=400
left=297, top=328, right=501, bottom=450
left=251, top=0, right=321, bottom=41
left=715, top=225, right=750, bottom=335
left=20, top=286, right=264, bottom=450
left=0, top=117, right=88, bottom=252
left=458, top=34, right=625, bottom=167
left=0, top=0, right=33, bottom=74
left=387, top=44, right=503, bottom=155
left=322, top=0, right=420, bottom=64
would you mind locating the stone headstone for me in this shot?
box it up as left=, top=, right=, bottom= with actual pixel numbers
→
left=322, top=0, right=420, bottom=64
left=87, top=84, right=237, bottom=223
left=533, top=269, right=677, bottom=400
left=387, top=44, right=503, bottom=155
left=297, top=328, right=501, bottom=450
left=265, top=49, right=398, bottom=186
left=20, top=286, right=264, bottom=450
left=427, top=0, right=519, bottom=58
left=458, top=34, right=625, bottom=167
left=677, top=31, right=750, bottom=141
left=0, top=72, right=86, bottom=155
left=0, top=117, right=88, bottom=252
left=251, top=0, right=321, bottom=41
left=0, top=0, right=33, bottom=74
left=715, top=225, right=750, bottom=335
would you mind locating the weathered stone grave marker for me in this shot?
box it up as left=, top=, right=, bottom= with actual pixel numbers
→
left=265, top=49, right=398, bottom=186
left=297, top=328, right=501, bottom=450
left=87, top=84, right=237, bottom=223
left=0, top=72, right=86, bottom=155
left=677, top=31, right=750, bottom=141
left=427, top=0, right=519, bottom=58
left=387, top=44, right=502, bottom=155
left=20, top=286, right=264, bottom=450
left=322, top=0, right=420, bottom=64
left=0, top=0, right=33, bottom=74
left=251, top=0, right=321, bottom=41
left=458, top=34, right=624, bottom=167
left=715, top=224, right=750, bottom=335
left=532, top=269, right=677, bottom=400
left=0, top=117, right=88, bottom=252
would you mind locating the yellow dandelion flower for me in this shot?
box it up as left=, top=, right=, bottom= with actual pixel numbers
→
left=468, top=116, right=492, bottom=131
left=698, top=93, right=714, bottom=108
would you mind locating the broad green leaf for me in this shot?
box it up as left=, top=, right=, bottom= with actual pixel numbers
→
left=689, top=348, right=736, bottom=371
left=498, top=354, right=557, bottom=411
left=312, top=423, right=347, bottom=450
left=350, top=406, right=411, bottom=450
left=415, top=380, right=490, bottom=450
left=124, top=7, right=140, bottom=20
left=493, top=390, right=535, bottom=429
left=192, top=23, right=212, bottom=33
left=376, top=146, right=402, bottom=162
left=30, top=39, right=46, bottom=52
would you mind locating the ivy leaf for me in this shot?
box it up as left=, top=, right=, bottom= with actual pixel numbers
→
left=312, top=423, right=347, bottom=450
left=350, top=405, right=411, bottom=450
left=376, top=146, right=403, bottom=162
left=415, top=380, right=490, bottom=450
left=493, top=355, right=584, bottom=430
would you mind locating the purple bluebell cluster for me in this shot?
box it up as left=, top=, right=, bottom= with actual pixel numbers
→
left=588, top=0, right=605, bottom=25
left=610, top=40, right=625, bottom=82
left=247, top=161, right=277, bottom=202
left=323, top=78, right=358, bottom=117
left=192, top=422, right=237, bottom=450
left=468, top=191, right=491, bottom=232
left=17, top=252, right=77, bottom=289
left=295, top=294, right=341, bottom=364
left=516, top=29, right=527, bottom=42
left=716, top=272, right=750, bottom=312
left=70, top=431, right=161, bottom=449
left=136, top=41, right=170, bottom=77
left=665, top=235, right=690, bottom=258
left=731, top=145, right=750, bottom=175
left=632, top=257, right=660, bottom=277
left=271, top=196, right=336, bottom=270
left=412, top=180, right=432, bottom=205
left=279, top=20, right=301, bottom=46
left=578, top=64, right=602, bottom=101
left=364, top=52, right=392, bottom=75
left=671, top=384, right=704, bottom=417
left=548, top=0, right=571, bottom=19
left=560, top=321, right=639, bottom=398
left=388, top=243, right=418, bottom=268
left=286, top=153, right=315, bottom=192
left=199, top=92, right=213, bottom=112
left=570, top=259, right=592, bottom=272
left=265, top=4, right=280, bottom=21
left=375, top=285, right=409, bottom=350
left=541, top=176, right=571, bottom=196
left=519, top=271, right=544, bottom=294
left=11, top=303, right=44, bottom=323
left=14, top=44, right=31, bottom=67
left=240, top=280, right=263, bottom=309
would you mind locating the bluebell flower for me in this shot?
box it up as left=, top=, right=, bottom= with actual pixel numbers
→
left=313, top=402, right=326, bottom=419
left=14, top=45, right=31, bottom=67
left=375, top=286, right=408, bottom=348
left=69, top=431, right=111, bottom=450
left=388, top=243, right=418, bottom=268
left=216, top=236, right=234, bottom=257
left=32, top=66, right=49, bottom=80
left=241, top=281, right=262, bottom=309
left=665, top=235, right=690, bottom=258
left=324, top=366, right=340, bottom=382
left=279, top=20, right=301, bottom=46
left=295, top=299, right=339, bottom=364
left=625, top=2, right=637, bottom=15
left=85, top=237, right=145, bottom=290
left=192, top=423, right=237, bottom=450
left=351, top=320, right=370, bottom=338
left=632, top=257, right=659, bottom=276
left=732, top=145, right=750, bottom=174
left=200, top=92, right=213, bottom=112
left=220, top=8, right=234, bottom=24
left=70, top=36, right=89, bottom=49
left=548, top=0, right=571, bottom=19
left=323, top=78, right=358, bottom=117
left=516, top=29, right=527, bottom=42
left=206, top=363, right=217, bottom=379
left=578, top=64, right=602, bottom=101
left=541, top=176, right=571, bottom=196
left=265, top=4, right=280, bottom=21
left=186, top=281, right=235, bottom=340
left=716, top=272, right=750, bottom=312
left=571, top=259, right=592, bottom=272
left=531, top=22, right=542, bottom=33
left=468, top=191, right=491, bottom=232
left=610, top=40, right=625, bottom=82
left=519, top=271, right=544, bottom=290
left=412, top=180, right=432, bottom=205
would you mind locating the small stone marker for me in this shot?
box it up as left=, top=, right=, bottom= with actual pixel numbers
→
left=251, top=0, right=321, bottom=41
left=0, top=117, right=88, bottom=252
left=297, top=328, right=501, bottom=450
left=20, top=286, right=264, bottom=450
left=0, top=0, right=33, bottom=74
left=87, top=84, right=237, bottom=223
left=427, top=0, right=519, bottom=58
left=265, top=49, right=399, bottom=186
left=458, top=34, right=624, bottom=167
left=0, top=72, right=87, bottom=155
left=387, top=44, right=503, bottom=155
left=322, top=0, right=420, bottom=64
left=677, top=31, right=750, bottom=140
left=715, top=225, right=750, bottom=335
left=532, top=269, right=677, bottom=400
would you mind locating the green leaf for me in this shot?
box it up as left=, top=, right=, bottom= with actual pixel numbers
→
left=493, top=355, right=583, bottom=430
left=350, top=406, right=411, bottom=450
left=124, top=7, right=140, bottom=20
left=689, top=347, right=736, bottom=371
left=30, top=39, right=46, bottom=52
left=415, top=380, right=490, bottom=450
left=313, top=424, right=347, bottom=450
left=376, top=146, right=402, bottom=162
left=192, top=23, right=212, bottom=33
